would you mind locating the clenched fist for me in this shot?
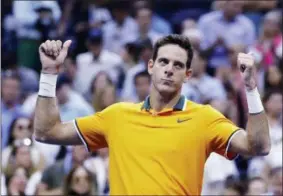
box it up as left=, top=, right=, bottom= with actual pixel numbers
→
left=39, top=40, right=72, bottom=74
left=238, top=52, right=257, bottom=91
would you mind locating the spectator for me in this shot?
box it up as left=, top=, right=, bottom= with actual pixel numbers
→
left=121, top=38, right=153, bottom=101
left=198, top=1, right=255, bottom=75
left=134, top=6, right=163, bottom=44
left=93, top=84, right=117, bottom=112
left=133, top=71, right=151, bottom=102
left=182, top=51, right=227, bottom=104
left=1, top=174, right=7, bottom=196
left=63, top=166, right=98, bottom=196
left=264, top=65, right=282, bottom=93
left=103, top=0, right=138, bottom=54
left=2, top=116, right=46, bottom=172
left=74, top=29, right=123, bottom=94
left=246, top=176, right=268, bottom=195
left=268, top=167, right=283, bottom=196
left=61, top=55, right=77, bottom=87
left=252, top=10, right=282, bottom=71
left=37, top=145, right=89, bottom=195
left=85, top=148, right=109, bottom=195
left=120, top=42, right=143, bottom=71
left=1, top=70, right=23, bottom=148
left=6, top=167, right=28, bottom=196
left=182, top=27, right=203, bottom=51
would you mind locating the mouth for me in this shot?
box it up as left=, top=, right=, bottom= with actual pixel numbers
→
left=161, top=79, right=174, bottom=85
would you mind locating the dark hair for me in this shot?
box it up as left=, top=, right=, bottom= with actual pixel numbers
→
left=63, top=165, right=97, bottom=196
left=263, top=88, right=282, bottom=104
left=2, top=70, right=21, bottom=82
left=134, top=70, right=151, bottom=85
left=125, top=42, right=142, bottom=63
left=152, top=34, right=194, bottom=69
left=248, top=176, right=265, bottom=184
left=7, top=116, right=32, bottom=146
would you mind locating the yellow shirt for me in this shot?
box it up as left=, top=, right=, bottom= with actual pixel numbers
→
left=75, top=95, right=240, bottom=195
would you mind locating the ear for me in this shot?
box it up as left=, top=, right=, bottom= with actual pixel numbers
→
left=184, top=68, right=193, bottom=83
left=147, top=59, right=154, bottom=75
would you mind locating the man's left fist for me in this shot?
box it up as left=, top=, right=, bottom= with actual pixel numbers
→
left=237, top=52, right=257, bottom=91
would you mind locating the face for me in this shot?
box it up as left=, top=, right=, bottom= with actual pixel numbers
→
left=269, top=169, right=283, bottom=196
left=265, top=93, right=282, bottom=117
left=15, top=146, right=32, bottom=169
left=267, top=66, right=282, bottom=86
left=223, top=1, right=243, bottom=19
left=12, top=118, right=32, bottom=141
left=136, top=8, right=152, bottom=30
left=72, top=145, right=88, bottom=164
left=1, top=78, right=20, bottom=104
left=148, top=44, right=191, bottom=96
left=101, top=86, right=116, bottom=108
left=248, top=179, right=267, bottom=195
left=64, top=58, right=77, bottom=80
left=93, top=72, right=110, bottom=94
left=89, top=43, right=102, bottom=56
left=56, top=84, right=70, bottom=105
left=135, top=75, right=150, bottom=101
left=71, top=167, right=91, bottom=194
left=8, top=167, right=28, bottom=193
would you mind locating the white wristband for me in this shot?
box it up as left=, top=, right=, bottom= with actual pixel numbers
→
left=38, top=73, right=58, bottom=97
left=245, top=87, right=264, bottom=114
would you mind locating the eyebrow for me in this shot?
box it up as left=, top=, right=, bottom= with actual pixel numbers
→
left=174, top=60, right=185, bottom=67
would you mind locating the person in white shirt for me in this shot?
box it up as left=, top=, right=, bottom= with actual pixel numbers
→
left=74, top=29, right=123, bottom=94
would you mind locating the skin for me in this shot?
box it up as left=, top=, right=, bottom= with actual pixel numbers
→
left=33, top=39, right=270, bottom=166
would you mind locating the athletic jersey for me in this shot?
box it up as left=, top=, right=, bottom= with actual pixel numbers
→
left=74, top=95, right=241, bottom=195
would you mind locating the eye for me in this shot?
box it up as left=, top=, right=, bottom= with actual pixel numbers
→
left=159, top=58, right=168, bottom=65
left=174, top=62, right=184, bottom=69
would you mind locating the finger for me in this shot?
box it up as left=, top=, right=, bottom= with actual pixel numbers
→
left=45, top=40, right=52, bottom=56
left=62, top=40, right=72, bottom=52
left=39, top=43, right=47, bottom=54
left=56, top=40, right=62, bottom=51
left=51, top=40, right=59, bottom=57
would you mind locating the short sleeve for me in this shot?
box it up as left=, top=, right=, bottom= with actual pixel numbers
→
left=74, top=104, right=117, bottom=152
left=204, top=106, right=241, bottom=160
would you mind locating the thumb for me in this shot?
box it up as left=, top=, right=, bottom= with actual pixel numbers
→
left=62, top=40, right=72, bottom=52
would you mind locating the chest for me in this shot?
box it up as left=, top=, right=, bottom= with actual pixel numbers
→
left=108, top=114, right=206, bottom=157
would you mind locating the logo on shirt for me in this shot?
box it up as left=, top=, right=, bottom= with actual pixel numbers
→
left=177, top=118, right=192, bottom=123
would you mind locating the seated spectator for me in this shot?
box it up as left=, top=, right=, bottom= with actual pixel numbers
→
left=1, top=70, right=23, bottom=148
left=4, top=142, right=40, bottom=179
left=251, top=10, right=282, bottom=71
left=134, top=5, right=163, bottom=44
left=61, top=55, right=77, bottom=88
left=268, top=167, right=282, bottom=196
left=133, top=71, right=151, bottom=102
left=121, top=38, right=153, bottom=101
left=263, top=65, right=282, bottom=93
left=74, top=29, right=123, bottom=94
left=2, top=116, right=46, bottom=171
left=246, top=176, right=268, bottom=195
left=93, top=84, right=117, bottom=112
left=6, top=167, right=28, bottom=196
left=182, top=51, right=227, bottom=104
left=120, top=42, right=143, bottom=71
left=85, top=148, right=109, bottom=195
left=103, top=0, right=138, bottom=54
left=63, top=166, right=98, bottom=196
left=37, top=145, right=90, bottom=195
left=198, top=1, right=255, bottom=74
left=182, top=27, right=203, bottom=51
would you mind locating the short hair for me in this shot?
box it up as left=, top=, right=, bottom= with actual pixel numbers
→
left=263, top=88, right=282, bottom=104
left=152, top=34, right=194, bottom=69
left=134, top=70, right=151, bottom=85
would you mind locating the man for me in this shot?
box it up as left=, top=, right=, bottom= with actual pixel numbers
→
left=34, top=35, right=270, bottom=195
left=134, top=71, right=151, bottom=102
left=1, top=71, right=23, bottom=148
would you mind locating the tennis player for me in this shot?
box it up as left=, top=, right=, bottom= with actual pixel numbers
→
left=34, top=35, right=270, bottom=195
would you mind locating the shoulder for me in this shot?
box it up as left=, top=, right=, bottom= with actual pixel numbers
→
left=186, top=101, right=225, bottom=119
left=236, top=14, right=254, bottom=27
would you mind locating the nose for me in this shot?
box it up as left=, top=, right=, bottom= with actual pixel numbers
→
left=164, top=63, right=174, bottom=75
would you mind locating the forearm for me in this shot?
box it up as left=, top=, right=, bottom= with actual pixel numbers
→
left=246, top=111, right=271, bottom=155
left=34, top=96, right=61, bottom=141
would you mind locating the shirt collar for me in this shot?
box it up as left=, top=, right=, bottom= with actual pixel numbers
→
left=141, top=95, right=187, bottom=112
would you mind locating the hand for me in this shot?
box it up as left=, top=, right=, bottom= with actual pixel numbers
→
left=237, top=52, right=257, bottom=91
left=39, top=40, right=72, bottom=74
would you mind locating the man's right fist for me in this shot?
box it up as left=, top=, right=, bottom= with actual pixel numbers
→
left=39, top=40, right=72, bottom=74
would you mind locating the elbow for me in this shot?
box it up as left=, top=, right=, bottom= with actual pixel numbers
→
left=253, top=143, right=271, bottom=156
left=33, top=129, right=49, bottom=143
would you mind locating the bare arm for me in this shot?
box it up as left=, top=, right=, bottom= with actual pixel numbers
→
left=230, top=112, right=270, bottom=156
left=33, top=39, right=81, bottom=145
left=229, top=52, right=271, bottom=156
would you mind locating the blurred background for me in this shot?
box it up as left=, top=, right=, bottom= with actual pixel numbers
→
left=1, top=0, right=282, bottom=195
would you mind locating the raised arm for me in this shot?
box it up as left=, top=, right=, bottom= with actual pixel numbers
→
left=229, top=52, right=271, bottom=156
left=33, top=40, right=82, bottom=145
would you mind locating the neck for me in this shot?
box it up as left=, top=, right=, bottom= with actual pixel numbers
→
left=149, top=86, right=181, bottom=112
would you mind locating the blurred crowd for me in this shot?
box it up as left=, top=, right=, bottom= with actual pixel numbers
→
left=1, top=0, right=282, bottom=195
